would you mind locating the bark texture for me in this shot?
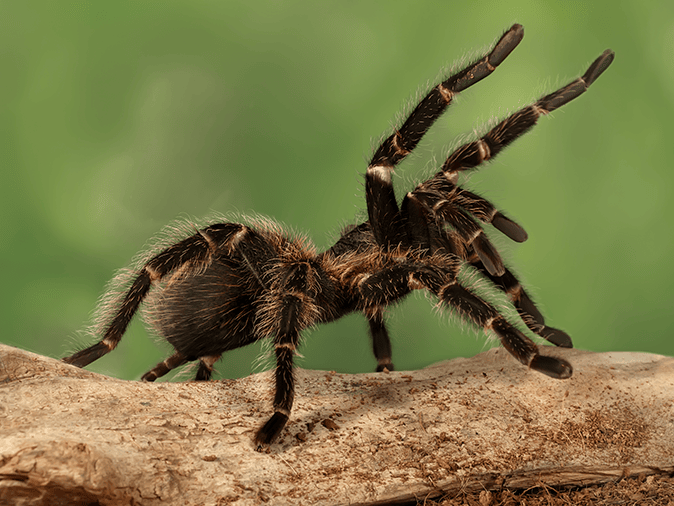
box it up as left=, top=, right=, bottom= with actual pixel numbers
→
left=1, top=343, right=673, bottom=505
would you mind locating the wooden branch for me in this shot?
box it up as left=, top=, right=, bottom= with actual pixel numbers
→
left=1, top=343, right=673, bottom=505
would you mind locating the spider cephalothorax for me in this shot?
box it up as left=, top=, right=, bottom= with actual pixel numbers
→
left=63, top=24, right=614, bottom=447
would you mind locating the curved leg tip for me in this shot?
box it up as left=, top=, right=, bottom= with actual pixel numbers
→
left=254, top=412, right=289, bottom=450
left=62, top=341, right=111, bottom=368
left=530, top=355, right=573, bottom=379
left=492, top=212, right=528, bottom=243
left=376, top=362, right=394, bottom=373
left=140, top=371, right=157, bottom=382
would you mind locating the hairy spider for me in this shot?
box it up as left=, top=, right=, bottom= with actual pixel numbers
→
left=63, top=24, right=614, bottom=448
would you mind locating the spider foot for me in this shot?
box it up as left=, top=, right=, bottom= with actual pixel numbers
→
left=255, top=411, right=289, bottom=450
left=62, top=341, right=112, bottom=368
left=492, top=213, right=528, bottom=242
left=529, top=354, right=573, bottom=379
left=140, top=370, right=158, bottom=382
left=194, top=366, right=212, bottom=381
left=376, top=361, right=394, bottom=372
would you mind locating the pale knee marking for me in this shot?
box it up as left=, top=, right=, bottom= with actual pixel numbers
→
left=367, top=165, right=393, bottom=184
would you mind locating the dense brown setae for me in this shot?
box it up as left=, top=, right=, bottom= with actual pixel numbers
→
left=63, top=24, right=614, bottom=448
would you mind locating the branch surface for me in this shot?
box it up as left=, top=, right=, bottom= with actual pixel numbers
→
left=1, top=344, right=673, bottom=505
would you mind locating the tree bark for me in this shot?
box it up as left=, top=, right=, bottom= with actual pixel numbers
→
left=1, top=343, right=672, bottom=505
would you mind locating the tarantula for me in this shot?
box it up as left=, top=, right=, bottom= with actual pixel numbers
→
left=63, top=24, right=614, bottom=448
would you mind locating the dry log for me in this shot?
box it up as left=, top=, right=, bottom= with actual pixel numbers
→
left=1, top=343, right=673, bottom=505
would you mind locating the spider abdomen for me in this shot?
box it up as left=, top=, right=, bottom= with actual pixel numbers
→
left=144, top=255, right=261, bottom=359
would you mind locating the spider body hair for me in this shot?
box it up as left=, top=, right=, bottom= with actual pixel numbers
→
left=63, top=24, right=614, bottom=448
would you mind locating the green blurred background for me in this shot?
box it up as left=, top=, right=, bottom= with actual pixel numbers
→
left=2, top=1, right=673, bottom=381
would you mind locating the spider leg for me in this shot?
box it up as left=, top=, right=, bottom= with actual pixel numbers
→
left=62, top=223, right=247, bottom=368
left=323, top=224, right=396, bottom=372
left=357, top=257, right=572, bottom=379
left=400, top=49, right=614, bottom=272
left=439, top=282, right=571, bottom=378
left=368, top=310, right=394, bottom=372
left=399, top=201, right=571, bottom=348
left=254, top=258, right=335, bottom=448
left=467, top=256, right=572, bottom=348
left=141, top=350, right=190, bottom=381
left=439, top=49, right=615, bottom=177
left=140, top=353, right=222, bottom=382
left=442, top=186, right=527, bottom=243
left=390, top=49, right=614, bottom=346
left=406, top=199, right=571, bottom=348
left=366, top=24, right=524, bottom=249
left=254, top=304, right=302, bottom=448
left=406, top=187, right=509, bottom=276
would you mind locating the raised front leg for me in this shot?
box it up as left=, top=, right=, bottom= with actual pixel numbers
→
left=365, top=24, right=525, bottom=249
